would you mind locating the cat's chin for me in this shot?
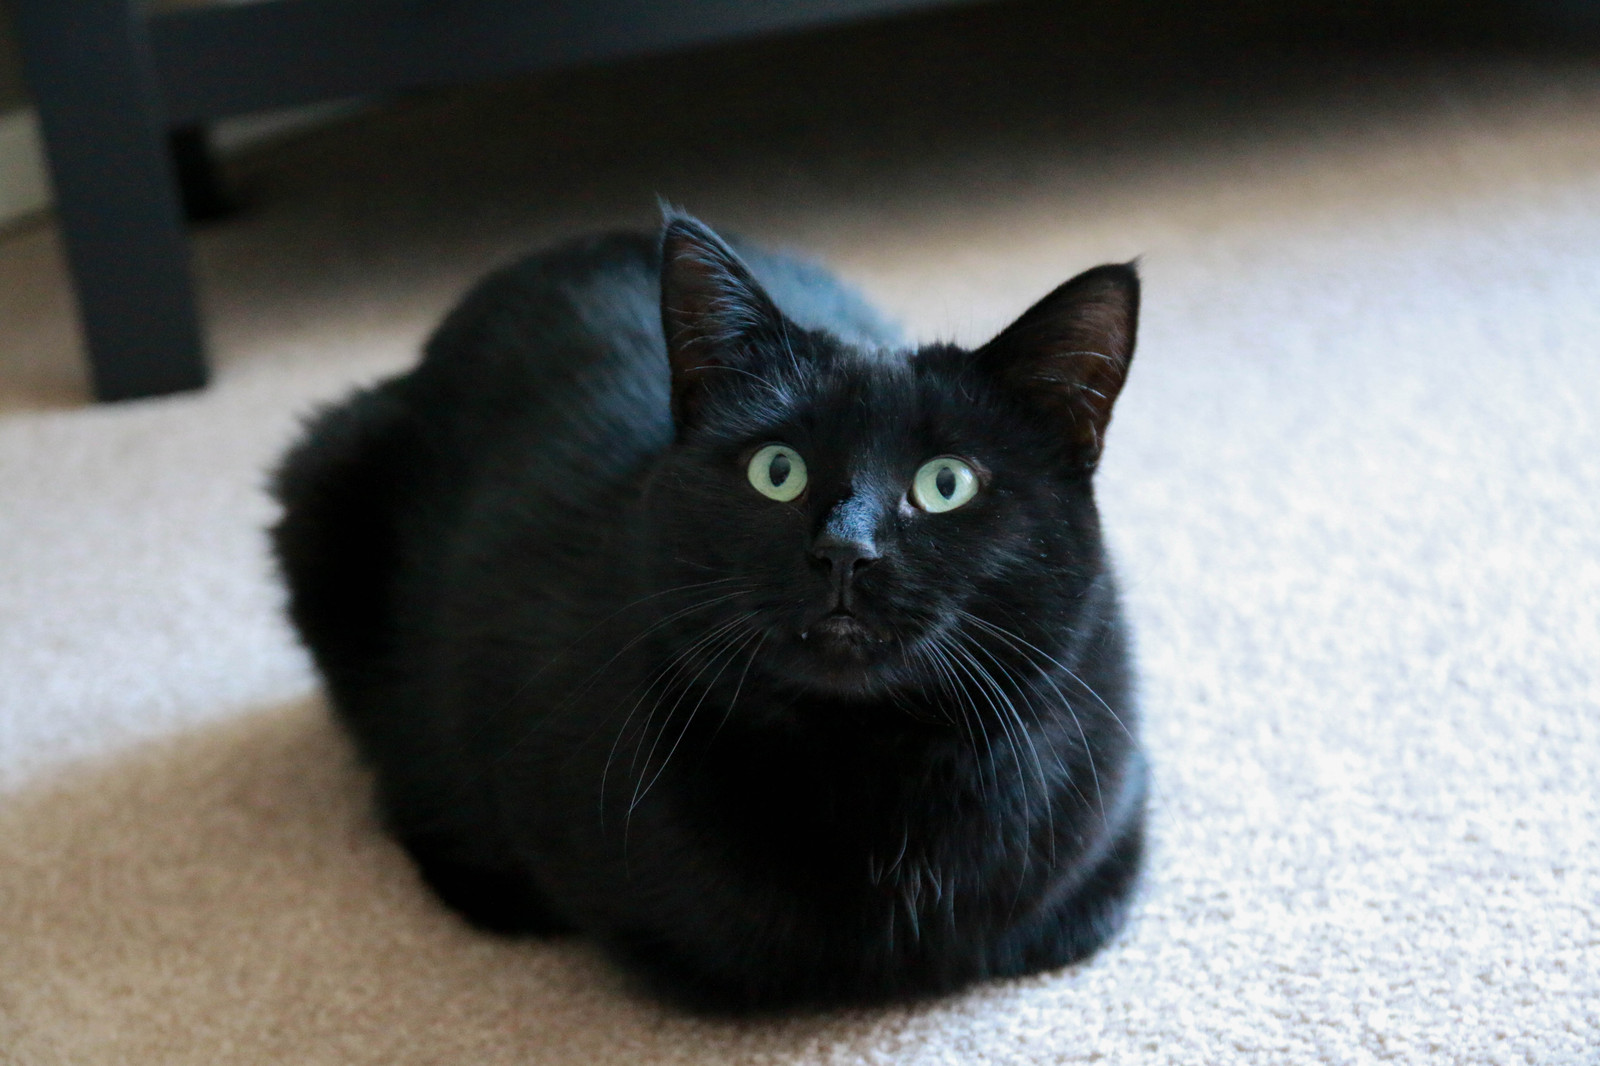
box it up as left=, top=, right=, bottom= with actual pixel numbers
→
left=784, top=660, right=891, bottom=699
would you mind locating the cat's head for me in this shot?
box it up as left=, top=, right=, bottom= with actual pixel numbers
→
left=647, top=215, right=1137, bottom=699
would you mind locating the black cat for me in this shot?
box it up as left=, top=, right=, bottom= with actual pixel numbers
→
left=272, top=213, right=1147, bottom=1012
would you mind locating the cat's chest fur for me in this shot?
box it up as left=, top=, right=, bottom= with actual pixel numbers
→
left=685, top=706, right=1014, bottom=894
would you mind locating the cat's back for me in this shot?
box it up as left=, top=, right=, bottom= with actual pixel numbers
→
left=396, top=232, right=666, bottom=491
left=410, top=229, right=898, bottom=445
left=274, top=238, right=652, bottom=644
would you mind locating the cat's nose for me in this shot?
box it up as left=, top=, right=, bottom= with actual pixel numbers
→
left=812, top=495, right=880, bottom=586
left=810, top=534, right=880, bottom=577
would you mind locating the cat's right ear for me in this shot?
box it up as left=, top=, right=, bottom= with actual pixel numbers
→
left=660, top=214, right=788, bottom=432
left=975, top=262, right=1139, bottom=470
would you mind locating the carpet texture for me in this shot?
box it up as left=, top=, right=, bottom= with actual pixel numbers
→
left=1, top=5, right=1596, bottom=1062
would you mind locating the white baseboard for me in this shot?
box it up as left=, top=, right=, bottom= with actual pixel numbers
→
left=0, top=108, right=50, bottom=229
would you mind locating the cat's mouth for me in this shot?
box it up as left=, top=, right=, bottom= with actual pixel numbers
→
left=798, top=609, right=886, bottom=662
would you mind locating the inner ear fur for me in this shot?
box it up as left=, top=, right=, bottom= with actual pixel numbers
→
left=660, top=213, right=787, bottom=431
left=976, top=262, right=1140, bottom=467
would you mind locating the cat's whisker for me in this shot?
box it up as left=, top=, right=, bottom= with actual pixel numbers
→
left=928, top=633, right=1005, bottom=815
left=937, top=631, right=1039, bottom=899
left=629, top=615, right=762, bottom=816
left=606, top=611, right=754, bottom=810
left=594, top=607, right=758, bottom=813
left=615, top=618, right=759, bottom=844
left=514, top=582, right=755, bottom=736
left=709, top=628, right=767, bottom=743
left=950, top=629, right=1068, bottom=870
left=499, top=586, right=760, bottom=784
left=953, top=626, right=1069, bottom=787
left=580, top=588, right=757, bottom=704
left=951, top=628, right=1053, bottom=793
left=418, top=584, right=763, bottom=830
left=960, top=608, right=1135, bottom=744
left=940, top=632, right=1027, bottom=792
left=628, top=615, right=750, bottom=757
left=577, top=587, right=754, bottom=691
left=954, top=610, right=1110, bottom=828
left=919, top=636, right=995, bottom=801
left=472, top=577, right=748, bottom=745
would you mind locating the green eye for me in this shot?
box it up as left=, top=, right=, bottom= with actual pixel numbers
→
left=911, top=457, right=979, bottom=513
left=748, top=444, right=808, bottom=502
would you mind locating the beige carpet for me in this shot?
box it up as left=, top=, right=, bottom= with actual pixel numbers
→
left=2, top=5, right=1597, bottom=1062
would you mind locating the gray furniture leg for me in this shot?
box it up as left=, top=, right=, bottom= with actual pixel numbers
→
left=12, top=0, right=208, bottom=401
left=170, top=125, right=237, bottom=224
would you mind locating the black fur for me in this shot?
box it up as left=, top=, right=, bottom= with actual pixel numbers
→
left=272, top=215, right=1147, bottom=1012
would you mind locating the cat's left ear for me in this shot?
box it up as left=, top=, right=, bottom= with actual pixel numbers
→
left=660, top=214, right=789, bottom=432
left=976, top=262, right=1139, bottom=469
